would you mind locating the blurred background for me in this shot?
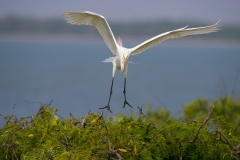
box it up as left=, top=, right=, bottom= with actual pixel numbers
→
left=0, top=1, right=240, bottom=127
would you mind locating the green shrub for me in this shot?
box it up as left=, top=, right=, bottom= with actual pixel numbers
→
left=0, top=96, right=239, bottom=159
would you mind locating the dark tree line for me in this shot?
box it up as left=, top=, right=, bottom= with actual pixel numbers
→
left=1, top=17, right=239, bottom=40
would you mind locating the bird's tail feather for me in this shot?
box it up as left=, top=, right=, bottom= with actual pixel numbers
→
left=102, top=57, right=115, bottom=62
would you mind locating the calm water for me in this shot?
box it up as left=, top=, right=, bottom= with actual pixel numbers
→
left=0, top=40, right=240, bottom=126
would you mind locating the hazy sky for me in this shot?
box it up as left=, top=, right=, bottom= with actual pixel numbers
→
left=1, top=1, right=240, bottom=25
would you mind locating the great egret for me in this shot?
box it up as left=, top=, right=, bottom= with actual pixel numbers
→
left=63, top=11, right=220, bottom=112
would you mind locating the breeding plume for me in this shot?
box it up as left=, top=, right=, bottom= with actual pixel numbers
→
left=63, top=11, right=220, bottom=112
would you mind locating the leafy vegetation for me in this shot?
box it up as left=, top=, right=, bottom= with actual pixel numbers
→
left=0, top=96, right=240, bottom=159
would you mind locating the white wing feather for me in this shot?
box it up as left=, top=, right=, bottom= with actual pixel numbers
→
left=63, top=11, right=118, bottom=55
left=130, top=20, right=221, bottom=55
left=102, top=57, right=115, bottom=62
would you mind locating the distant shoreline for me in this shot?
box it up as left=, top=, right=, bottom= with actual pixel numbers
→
left=1, top=34, right=239, bottom=48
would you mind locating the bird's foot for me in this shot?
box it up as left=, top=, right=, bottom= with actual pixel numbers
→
left=99, top=105, right=112, bottom=113
left=123, top=100, right=133, bottom=108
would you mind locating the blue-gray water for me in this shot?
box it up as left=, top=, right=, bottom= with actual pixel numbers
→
left=0, top=40, right=240, bottom=127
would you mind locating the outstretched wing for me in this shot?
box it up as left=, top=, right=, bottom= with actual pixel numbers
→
left=129, top=20, right=221, bottom=55
left=63, top=11, right=118, bottom=55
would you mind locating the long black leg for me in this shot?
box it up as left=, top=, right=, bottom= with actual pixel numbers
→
left=123, top=78, right=133, bottom=108
left=99, top=77, right=114, bottom=113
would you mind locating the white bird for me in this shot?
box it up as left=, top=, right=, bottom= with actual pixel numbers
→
left=63, top=11, right=220, bottom=112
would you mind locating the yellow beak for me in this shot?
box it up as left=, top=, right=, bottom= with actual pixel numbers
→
left=121, top=57, right=128, bottom=72
left=124, top=58, right=127, bottom=70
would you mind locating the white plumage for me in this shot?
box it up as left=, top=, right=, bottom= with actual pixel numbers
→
left=63, top=11, right=220, bottom=112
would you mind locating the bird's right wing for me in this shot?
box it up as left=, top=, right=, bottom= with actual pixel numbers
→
left=63, top=11, right=118, bottom=55
left=129, top=21, right=221, bottom=55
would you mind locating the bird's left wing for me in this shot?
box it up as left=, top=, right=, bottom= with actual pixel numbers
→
left=63, top=11, right=118, bottom=55
left=129, top=20, right=221, bottom=55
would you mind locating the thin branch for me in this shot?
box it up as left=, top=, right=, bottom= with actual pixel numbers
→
left=54, top=112, right=64, bottom=120
left=23, top=99, right=42, bottom=104
left=138, top=105, right=158, bottom=130
left=67, top=151, right=73, bottom=160
left=101, top=115, right=111, bottom=150
left=154, top=95, right=167, bottom=109
left=101, top=114, right=124, bottom=160
left=2, top=134, right=10, bottom=147
left=137, top=106, right=143, bottom=115
left=12, top=104, right=17, bottom=124
left=109, top=149, right=124, bottom=160
left=98, top=111, right=103, bottom=120
left=60, top=130, right=69, bottom=146
left=23, top=121, right=28, bottom=129
left=142, top=113, right=158, bottom=130
left=23, top=99, right=53, bottom=108
left=81, top=115, right=87, bottom=128
left=0, top=113, right=6, bottom=118
left=212, top=130, right=234, bottom=150
left=31, top=106, right=45, bottom=119
left=46, top=99, right=53, bottom=108
left=191, top=105, right=215, bottom=143
left=134, top=130, right=161, bottom=157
